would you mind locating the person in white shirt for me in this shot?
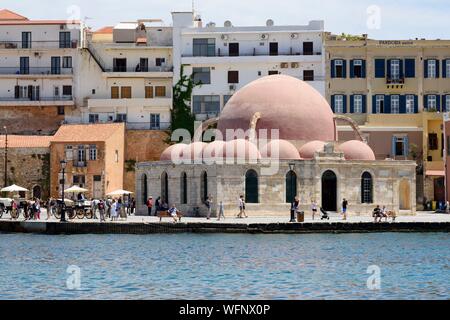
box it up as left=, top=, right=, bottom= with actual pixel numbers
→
left=237, top=196, right=244, bottom=218
left=168, top=204, right=179, bottom=223
left=311, top=199, right=318, bottom=220
left=217, top=201, right=225, bottom=221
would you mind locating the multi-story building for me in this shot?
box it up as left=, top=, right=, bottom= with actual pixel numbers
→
left=325, top=35, right=450, bottom=208
left=66, top=19, right=173, bottom=130
left=0, top=9, right=80, bottom=134
left=172, top=12, right=325, bottom=120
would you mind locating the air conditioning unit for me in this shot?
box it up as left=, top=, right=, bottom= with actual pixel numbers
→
left=260, top=33, right=269, bottom=40
left=291, top=62, right=299, bottom=68
left=290, top=33, right=299, bottom=39
left=280, top=62, right=289, bottom=69
left=60, top=24, right=66, bottom=30
left=221, top=34, right=229, bottom=41
left=229, top=84, right=237, bottom=91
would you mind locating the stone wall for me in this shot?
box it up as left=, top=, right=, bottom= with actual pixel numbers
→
left=0, top=106, right=64, bottom=135
left=0, top=147, right=50, bottom=199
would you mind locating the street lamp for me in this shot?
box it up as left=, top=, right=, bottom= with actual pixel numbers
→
left=60, top=159, right=67, bottom=222
left=289, top=162, right=297, bottom=223
left=3, top=126, right=7, bottom=188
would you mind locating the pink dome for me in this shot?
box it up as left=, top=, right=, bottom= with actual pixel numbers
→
left=202, top=140, right=227, bottom=160
left=338, top=140, right=376, bottom=161
left=260, top=139, right=302, bottom=160
left=298, top=141, right=326, bottom=159
left=224, top=139, right=261, bottom=160
left=160, top=144, right=187, bottom=161
left=181, top=142, right=208, bottom=161
left=218, top=75, right=336, bottom=141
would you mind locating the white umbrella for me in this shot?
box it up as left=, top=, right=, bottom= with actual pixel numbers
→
left=106, top=189, right=134, bottom=196
left=1, top=184, right=29, bottom=192
left=64, top=186, right=88, bottom=193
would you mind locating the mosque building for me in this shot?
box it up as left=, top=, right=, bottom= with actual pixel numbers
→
left=136, top=75, right=416, bottom=216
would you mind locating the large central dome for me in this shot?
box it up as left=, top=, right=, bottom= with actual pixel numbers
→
left=217, top=75, right=336, bottom=142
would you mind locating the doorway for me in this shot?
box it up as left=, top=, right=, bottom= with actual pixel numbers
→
left=322, top=170, right=337, bottom=211
left=434, top=177, right=445, bottom=202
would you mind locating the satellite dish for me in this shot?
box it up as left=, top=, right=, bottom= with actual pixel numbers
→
left=266, top=19, right=274, bottom=27
left=224, top=20, right=232, bottom=28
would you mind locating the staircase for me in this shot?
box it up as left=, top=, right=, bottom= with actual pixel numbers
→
left=84, top=43, right=106, bottom=72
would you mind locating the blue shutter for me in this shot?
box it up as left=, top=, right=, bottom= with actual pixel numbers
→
left=331, top=95, right=335, bottom=112
left=386, top=59, right=392, bottom=79
left=414, top=95, right=419, bottom=113
left=391, top=136, right=397, bottom=157
left=436, top=60, right=440, bottom=78
left=349, top=95, right=354, bottom=113
left=372, top=95, right=377, bottom=114
left=442, top=95, right=447, bottom=112
left=424, top=95, right=428, bottom=110
left=375, top=59, right=385, bottom=78
left=424, top=60, right=428, bottom=78
left=399, top=59, right=404, bottom=78
left=362, top=60, right=366, bottom=78
left=343, top=95, right=348, bottom=113
left=399, top=95, right=406, bottom=114
left=362, top=95, right=367, bottom=113
left=384, top=95, right=391, bottom=114
left=404, top=136, right=409, bottom=157
left=342, top=60, right=347, bottom=78
left=405, top=59, right=415, bottom=78
left=443, top=60, right=448, bottom=78
left=349, top=60, right=354, bottom=78
left=436, top=94, right=441, bottom=112
left=331, top=60, right=336, bottom=78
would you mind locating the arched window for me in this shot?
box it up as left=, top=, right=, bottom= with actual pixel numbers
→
left=361, top=172, right=373, bottom=204
left=322, top=170, right=337, bottom=211
left=181, top=172, right=188, bottom=204
left=245, top=169, right=259, bottom=203
left=141, top=174, right=148, bottom=205
left=285, top=171, right=297, bottom=203
left=161, top=172, right=169, bottom=205
left=201, top=171, right=208, bottom=203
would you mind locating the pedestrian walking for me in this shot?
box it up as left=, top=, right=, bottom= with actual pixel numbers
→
left=111, top=199, right=118, bottom=221
left=217, top=201, right=225, bottom=221
left=342, top=198, right=348, bottom=221
left=99, top=200, right=106, bottom=222
left=146, top=197, right=153, bottom=216
left=35, top=199, right=41, bottom=220
left=205, top=195, right=213, bottom=220
left=131, top=197, right=136, bottom=215
left=154, top=197, right=161, bottom=216
left=311, top=199, right=318, bottom=220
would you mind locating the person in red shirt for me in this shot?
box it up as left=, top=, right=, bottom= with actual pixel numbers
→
left=146, top=197, right=153, bottom=216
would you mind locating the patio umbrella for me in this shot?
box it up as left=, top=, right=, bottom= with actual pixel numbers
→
left=1, top=184, right=29, bottom=192
left=106, top=189, right=134, bottom=196
left=64, top=186, right=88, bottom=193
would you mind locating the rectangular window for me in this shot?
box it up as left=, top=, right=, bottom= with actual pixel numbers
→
left=391, top=59, right=400, bottom=80
left=22, top=32, right=32, bottom=49
left=229, top=43, right=239, bottom=56
left=155, top=58, right=166, bottom=67
left=354, top=95, right=363, bottom=113
left=113, top=58, right=127, bottom=72
left=89, top=114, right=99, bottom=123
left=150, top=114, right=161, bottom=129
left=62, top=85, right=72, bottom=96
left=94, top=175, right=102, bottom=182
left=121, top=86, right=132, bottom=99
left=73, top=175, right=86, bottom=186
left=391, top=95, right=400, bottom=114
left=139, top=58, right=149, bottom=72
left=54, top=86, right=60, bottom=97
left=446, top=60, right=450, bottom=78
left=116, top=114, right=127, bottom=122
left=395, top=137, right=405, bottom=156
left=65, top=145, right=73, bottom=160
left=268, top=70, right=279, bottom=76
left=303, top=70, right=314, bottom=81
left=89, top=145, right=97, bottom=161
left=111, top=86, right=119, bottom=99
left=429, top=133, right=438, bottom=150
left=51, top=56, right=61, bottom=74
left=428, top=60, right=437, bottom=78
left=353, top=60, right=363, bottom=78
left=446, top=95, right=450, bottom=112
left=428, top=95, right=437, bottom=109
left=193, top=95, right=221, bottom=115
left=77, top=146, right=86, bottom=162
left=62, top=56, right=72, bottom=68
left=228, top=71, right=239, bottom=84
left=57, top=106, right=65, bottom=115
left=192, top=67, right=211, bottom=84
left=145, top=86, right=154, bottom=99
left=20, top=57, right=29, bottom=74
left=406, top=95, right=415, bottom=114
left=155, top=86, right=166, bottom=97
left=334, top=95, right=344, bottom=113
left=224, top=95, right=233, bottom=106
left=335, top=60, right=343, bottom=78
left=269, top=42, right=278, bottom=56
left=193, top=38, right=216, bottom=57
left=303, top=42, right=314, bottom=55
left=375, top=95, right=384, bottom=114
left=59, top=31, right=71, bottom=48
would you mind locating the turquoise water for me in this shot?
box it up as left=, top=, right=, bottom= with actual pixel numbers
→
left=0, top=233, right=449, bottom=300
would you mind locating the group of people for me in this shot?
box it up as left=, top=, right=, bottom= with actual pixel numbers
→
left=7, top=198, right=42, bottom=220
left=90, top=197, right=136, bottom=222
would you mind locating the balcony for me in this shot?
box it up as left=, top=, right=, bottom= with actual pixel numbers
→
left=0, top=96, right=74, bottom=106
left=386, top=76, right=405, bottom=89
left=103, top=66, right=173, bottom=78
left=73, top=161, right=87, bottom=168
left=0, top=67, right=73, bottom=77
left=0, top=40, right=79, bottom=50
left=126, top=122, right=171, bottom=130
left=88, top=97, right=172, bottom=110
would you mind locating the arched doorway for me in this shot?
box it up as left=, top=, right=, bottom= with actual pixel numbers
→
left=161, top=172, right=169, bottom=205
left=245, top=170, right=259, bottom=203
left=180, top=172, right=188, bottom=204
left=361, top=172, right=373, bottom=204
left=399, top=180, right=411, bottom=210
left=141, top=174, right=148, bottom=205
left=322, top=170, right=337, bottom=211
left=32, top=185, right=42, bottom=200
left=285, top=171, right=297, bottom=203
left=200, top=171, right=208, bottom=203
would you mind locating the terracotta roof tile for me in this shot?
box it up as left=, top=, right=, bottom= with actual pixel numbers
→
left=0, top=9, right=29, bottom=21
left=0, top=135, right=52, bottom=148
left=52, top=123, right=125, bottom=143
left=94, top=26, right=114, bottom=34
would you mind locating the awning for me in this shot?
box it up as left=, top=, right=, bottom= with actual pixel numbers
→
left=425, top=170, right=445, bottom=177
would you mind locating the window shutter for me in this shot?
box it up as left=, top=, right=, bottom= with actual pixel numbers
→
left=361, top=60, right=366, bottom=78
left=443, top=60, right=447, bottom=78
left=414, top=95, right=419, bottom=113
left=386, top=59, right=392, bottom=78
left=375, top=59, right=385, bottom=78
left=372, top=95, right=377, bottom=114
left=331, top=95, right=335, bottom=113
left=424, top=60, right=428, bottom=78
left=436, top=94, right=441, bottom=112
left=443, top=95, right=447, bottom=112
left=331, top=60, right=336, bottom=78
left=342, top=60, right=347, bottom=78
left=391, top=136, right=397, bottom=157
left=404, top=136, right=409, bottom=158
left=349, top=60, right=354, bottom=78
left=362, top=95, right=367, bottom=113
left=399, top=59, right=404, bottom=78
left=36, top=86, right=40, bottom=100
left=28, top=85, right=33, bottom=99
left=436, top=60, right=440, bottom=78
left=384, top=95, right=391, bottom=114
left=424, top=95, right=428, bottom=109
left=14, top=85, right=19, bottom=99
left=349, top=95, right=354, bottom=113
left=399, top=95, right=406, bottom=114
left=343, top=95, right=348, bottom=113
left=405, top=59, right=415, bottom=78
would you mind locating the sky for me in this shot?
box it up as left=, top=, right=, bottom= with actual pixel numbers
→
left=1, top=0, right=450, bottom=40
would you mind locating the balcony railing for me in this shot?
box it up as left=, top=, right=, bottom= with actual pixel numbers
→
left=85, top=120, right=170, bottom=130
left=0, top=96, right=73, bottom=102
left=182, top=50, right=322, bottom=58
left=73, top=161, right=87, bottom=168
left=0, top=67, right=73, bottom=75
left=0, top=40, right=79, bottom=49
left=105, top=66, right=174, bottom=73
left=387, top=76, right=405, bottom=84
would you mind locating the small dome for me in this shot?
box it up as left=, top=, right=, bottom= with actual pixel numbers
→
left=224, top=139, right=261, bottom=160
left=298, top=141, right=326, bottom=159
left=203, top=140, right=227, bottom=160
left=160, top=144, right=187, bottom=161
left=260, top=139, right=301, bottom=160
left=338, top=140, right=376, bottom=161
left=181, top=142, right=208, bottom=162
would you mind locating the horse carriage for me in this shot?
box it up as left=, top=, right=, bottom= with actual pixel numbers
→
left=54, top=199, right=94, bottom=220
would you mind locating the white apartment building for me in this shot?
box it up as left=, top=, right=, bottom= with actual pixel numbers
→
left=68, top=20, right=173, bottom=130
left=0, top=9, right=80, bottom=134
left=172, top=12, right=325, bottom=120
